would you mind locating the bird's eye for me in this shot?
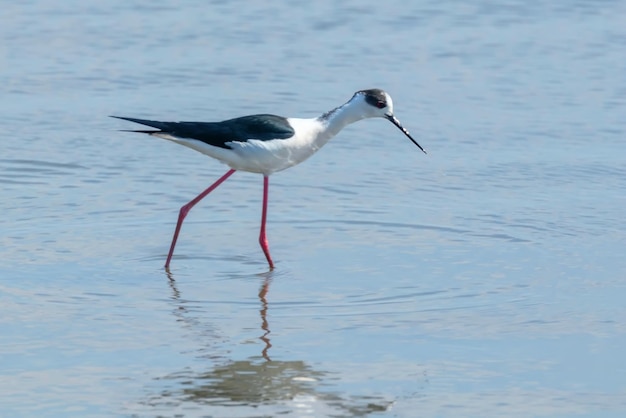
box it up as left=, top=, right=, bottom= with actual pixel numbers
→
left=376, top=101, right=386, bottom=109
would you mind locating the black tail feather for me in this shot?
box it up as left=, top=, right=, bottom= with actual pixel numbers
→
left=117, top=129, right=161, bottom=134
left=110, top=116, right=170, bottom=131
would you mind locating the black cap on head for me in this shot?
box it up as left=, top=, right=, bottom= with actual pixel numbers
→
left=358, top=89, right=389, bottom=109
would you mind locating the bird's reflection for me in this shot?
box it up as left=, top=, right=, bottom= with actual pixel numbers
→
left=165, top=268, right=179, bottom=298
left=258, top=272, right=272, bottom=361
left=179, top=359, right=325, bottom=406
left=152, top=268, right=393, bottom=415
left=166, top=268, right=273, bottom=360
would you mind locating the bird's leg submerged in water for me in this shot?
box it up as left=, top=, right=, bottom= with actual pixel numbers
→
left=164, top=169, right=274, bottom=270
left=165, top=169, right=236, bottom=268
left=259, top=175, right=275, bottom=270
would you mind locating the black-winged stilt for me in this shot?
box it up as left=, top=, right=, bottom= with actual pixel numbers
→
left=113, top=89, right=425, bottom=270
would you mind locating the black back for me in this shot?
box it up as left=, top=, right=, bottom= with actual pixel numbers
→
left=112, top=114, right=295, bottom=149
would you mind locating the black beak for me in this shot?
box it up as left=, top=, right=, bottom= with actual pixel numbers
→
left=385, top=114, right=426, bottom=154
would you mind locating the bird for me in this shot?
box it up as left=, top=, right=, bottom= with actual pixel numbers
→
left=112, top=88, right=426, bottom=270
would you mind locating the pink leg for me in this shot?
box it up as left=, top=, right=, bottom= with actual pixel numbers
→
left=259, top=175, right=274, bottom=269
left=165, top=169, right=236, bottom=268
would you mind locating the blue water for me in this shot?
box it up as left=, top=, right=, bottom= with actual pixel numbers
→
left=1, top=1, right=625, bottom=417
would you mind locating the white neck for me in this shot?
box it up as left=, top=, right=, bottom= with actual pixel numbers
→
left=317, top=99, right=370, bottom=138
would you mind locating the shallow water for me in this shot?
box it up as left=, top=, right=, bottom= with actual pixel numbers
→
left=1, top=1, right=626, bottom=417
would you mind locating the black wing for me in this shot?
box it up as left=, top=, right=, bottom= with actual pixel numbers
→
left=111, top=114, right=295, bottom=149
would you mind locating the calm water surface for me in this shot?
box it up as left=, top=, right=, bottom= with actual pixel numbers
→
left=1, top=1, right=625, bottom=417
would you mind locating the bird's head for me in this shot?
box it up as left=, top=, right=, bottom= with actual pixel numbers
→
left=349, top=89, right=426, bottom=154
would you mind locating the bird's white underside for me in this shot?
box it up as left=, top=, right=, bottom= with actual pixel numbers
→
left=153, top=117, right=329, bottom=175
